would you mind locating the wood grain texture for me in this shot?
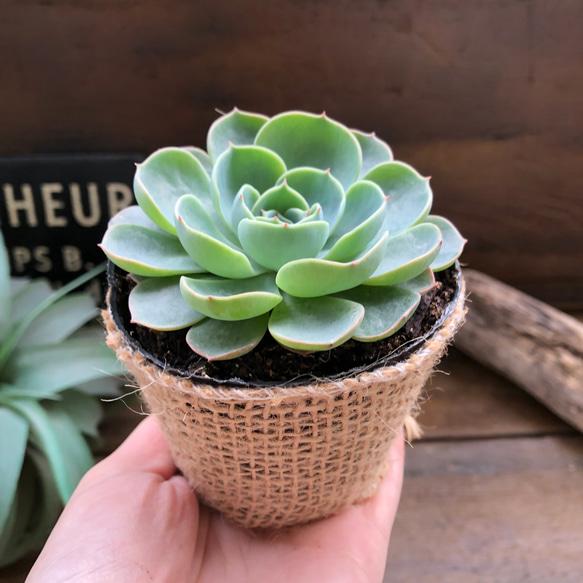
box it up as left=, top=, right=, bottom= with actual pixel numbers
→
left=386, top=436, right=583, bottom=583
left=0, top=0, right=582, bottom=306
left=456, top=269, right=583, bottom=432
left=419, top=349, right=573, bottom=440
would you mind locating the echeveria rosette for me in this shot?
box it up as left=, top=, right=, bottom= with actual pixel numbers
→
left=100, top=109, right=466, bottom=361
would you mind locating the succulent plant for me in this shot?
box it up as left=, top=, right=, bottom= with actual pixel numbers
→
left=100, top=109, right=465, bottom=361
left=0, top=234, right=124, bottom=566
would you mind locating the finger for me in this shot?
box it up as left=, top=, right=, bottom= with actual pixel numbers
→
left=95, top=415, right=177, bottom=479
left=363, top=434, right=406, bottom=538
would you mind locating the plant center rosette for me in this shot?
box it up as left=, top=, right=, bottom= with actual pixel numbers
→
left=101, top=110, right=465, bottom=362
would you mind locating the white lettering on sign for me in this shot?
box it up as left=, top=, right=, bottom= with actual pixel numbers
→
left=41, top=183, right=67, bottom=227
left=3, top=184, right=39, bottom=227
left=11, top=245, right=54, bottom=273
left=1, top=182, right=134, bottom=228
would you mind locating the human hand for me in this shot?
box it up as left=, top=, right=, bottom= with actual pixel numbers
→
left=27, top=415, right=405, bottom=583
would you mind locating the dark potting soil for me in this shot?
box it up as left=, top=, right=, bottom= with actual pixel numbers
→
left=111, top=267, right=458, bottom=387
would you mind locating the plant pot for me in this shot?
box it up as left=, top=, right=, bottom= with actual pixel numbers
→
left=104, top=264, right=465, bottom=529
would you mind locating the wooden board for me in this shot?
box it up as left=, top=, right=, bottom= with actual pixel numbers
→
left=1, top=0, right=582, bottom=306
left=385, top=435, right=583, bottom=583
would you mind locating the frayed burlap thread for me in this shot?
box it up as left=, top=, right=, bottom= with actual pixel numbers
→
left=104, top=290, right=465, bottom=529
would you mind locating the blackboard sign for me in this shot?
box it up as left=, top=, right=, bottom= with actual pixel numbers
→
left=0, top=153, right=142, bottom=283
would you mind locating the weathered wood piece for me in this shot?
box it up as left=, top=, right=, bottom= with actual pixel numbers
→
left=455, top=269, right=583, bottom=432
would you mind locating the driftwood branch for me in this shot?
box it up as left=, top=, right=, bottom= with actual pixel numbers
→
left=455, top=269, right=583, bottom=432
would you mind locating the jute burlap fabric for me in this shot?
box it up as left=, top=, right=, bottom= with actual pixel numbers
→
left=104, top=289, right=465, bottom=529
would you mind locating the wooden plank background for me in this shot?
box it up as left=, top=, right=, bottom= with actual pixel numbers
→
left=0, top=0, right=582, bottom=307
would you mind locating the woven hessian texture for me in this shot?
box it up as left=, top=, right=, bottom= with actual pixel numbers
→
left=104, top=290, right=465, bottom=529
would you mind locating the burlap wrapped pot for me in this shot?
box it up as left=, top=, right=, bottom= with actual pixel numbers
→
left=104, top=276, right=465, bottom=529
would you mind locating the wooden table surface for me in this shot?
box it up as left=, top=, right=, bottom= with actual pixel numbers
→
left=2, top=348, right=581, bottom=582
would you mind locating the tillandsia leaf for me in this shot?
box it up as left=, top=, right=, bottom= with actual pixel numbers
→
left=108, top=204, right=167, bottom=233
left=59, top=390, right=103, bottom=438
left=6, top=399, right=76, bottom=504
left=336, top=286, right=420, bottom=342
left=212, top=144, right=287, bottom=227
left=364, top=224, right=442, bottom=286
left=276, top=233, right=388, bottom=298
left=0, top=408, right=28, bottom=534
left=268, top=295, right=365, bottom=351
left=175, top=195, right=265, bottom=279
left=11, top=279, right=54, bottom=327
left=186, top=313, right=269, bottom=361
left=395, top=268, right=436, bottom=295
left=251, top=182, right=309, bottom=216
left=129, top=275, right=206, bottom=331
left=180, top=273, right=282, bottom=321
left=134, top=147, right=211, bottom=235
left=238, top=218, right=330, bottom=272
left=277, top=167, right=345, bottom=232
left=424, top=215, right=467, bottom=271
left=0, top=264, right=106, bottom=370
left=320, top=180, right=386, bottom=262
left=100, top=224, right=204, bottom=277
left=363, top=162, right=432, bottom=235
left=231, top=185, right=260, bottom=231
left=6, top=340, right=124, bottom=395
left=254, top=111, right=362, bottom=190
left=352, top=129, right=393, bottom=179
left=17, top=293, right=97, bottom=347
left=0, top=382, right=62, bottom=401
left=43, top=401, right=94, bottom=500
left=9, top=278, right=29, bottom=297
left=75, top=377, right=121, bottom=397
left=182, top=146, right=213, bottom=175
left=0, top=232, right=11, bottom=342
left=207, top=108, right=269, bottom=163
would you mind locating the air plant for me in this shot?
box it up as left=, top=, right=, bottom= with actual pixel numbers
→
left=100, top=109, right=465, bottom=361
left=0, top=234, right=123, bottom=566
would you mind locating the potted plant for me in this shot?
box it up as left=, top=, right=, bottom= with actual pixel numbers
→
left=0, top=233, right=124, bottom=565
left=100, top=109, right=466, bottom=529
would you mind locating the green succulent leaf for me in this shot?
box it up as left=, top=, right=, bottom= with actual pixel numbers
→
left=182, top=146, right=213, bottom=175
left=129, top=276, right=206, bottom=331
left=59, top=390, right=103, bottom=438
left=207, top=108, right=269, bottom=163
left=424, top=215, right=467, bottom=271
left=186, top=314, right=269, bottom=361
left=321, top=180, right=386, bottom=262
left=363, top=162, right=432, bottom=235
left=180, top=273, right=282, bottom=321
left=255, top=111, right=361, bottom=190
left=135, top=147, right=211, bottom=235
left=352, top=129, right=393, bottom=179
left=101, top=223, right=204, bottom=277
left=268, top=295, right=364, bottom=351
left=107, top=204, right=167, bottom=233
left=238, top=218, right=330, bottom=272
left=251, top=182, right=309, bottom=216
left=276, top=167, right=345, bottom=231
left=395, top=268, right=436, bottom=295
left=336, top=286, right=420, bottom=341
left=231, top=185, right=260, bottom=231
left=175, top=195, right=264, bottom=279
left=0, top=232, right=11, bottom=342
left=17, top=294, right=97, bottom=347
left=364, top=224, right=442, bottom=286
left=0, top=408, right=28, bottom=534
left=6, top=340, right=124, bottom=395
left=212, top=144, right=287, bottom=227
left=276, top=233, right=388, bottom=297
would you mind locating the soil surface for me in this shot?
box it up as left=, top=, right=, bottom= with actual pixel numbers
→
left=111, top=267, right=459, bottom=387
